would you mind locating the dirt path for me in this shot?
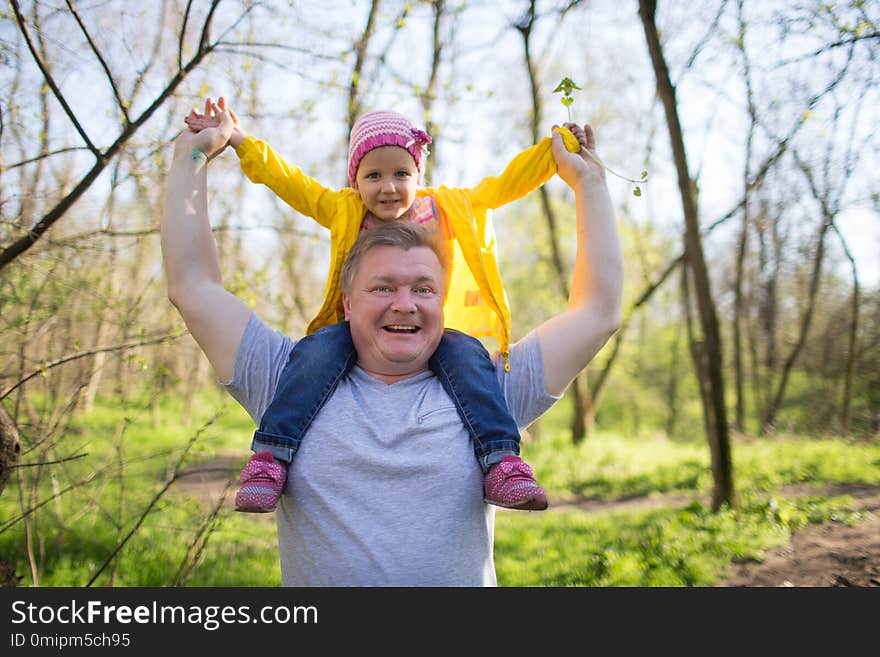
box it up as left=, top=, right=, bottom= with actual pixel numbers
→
left=557, top=482, right=880, bottom=587
left=716, top=484, right=880, bottom=587
left=177, top=457, right=880, bottom=587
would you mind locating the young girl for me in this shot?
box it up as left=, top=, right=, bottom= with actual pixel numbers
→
left=185, top=97, right=582, bottom=514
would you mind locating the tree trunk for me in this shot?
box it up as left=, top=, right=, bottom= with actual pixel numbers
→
left=755, top=203, right=782, bottom=416
left=831, top=224, right=859, bottom=434
left=347, top=0, right=381, bottom=139
left=639, top=0, right=734, bottom=510
left=418, top=0, right=447, bottom=182
left=664, top=315, right=683, bottom=439
left=0, top=404, right=22, bottom=497
left=731, top=0, right=759, bottom=434
left=761, top=197, right=834, bottom=433
left=680, top=260, right=708, bottom=432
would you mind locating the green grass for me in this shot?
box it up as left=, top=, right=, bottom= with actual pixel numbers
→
left=494, top=494, right=867, bottom=586
left=1, top=392, right=878, bottom=587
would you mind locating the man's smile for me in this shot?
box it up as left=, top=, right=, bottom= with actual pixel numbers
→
left=383, top=324, right=419, bottom=333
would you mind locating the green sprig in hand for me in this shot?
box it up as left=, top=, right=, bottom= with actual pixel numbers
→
left=553, top=77, right=581, bottom=122
left=553, top=77, right=648, bottom=197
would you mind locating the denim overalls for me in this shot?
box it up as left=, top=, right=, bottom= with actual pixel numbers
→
left=250, top=322, right=521, bottom=473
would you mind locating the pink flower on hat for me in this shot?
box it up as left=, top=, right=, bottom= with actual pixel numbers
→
left=348, top=110, right=432, bottom=187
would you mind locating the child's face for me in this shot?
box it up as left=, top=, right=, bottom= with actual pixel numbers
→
left=354, top=146, right=419, bottom=222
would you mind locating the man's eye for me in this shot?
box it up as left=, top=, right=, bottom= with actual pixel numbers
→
left=373, top=286, right=393, bottom=293
left=415, top=286, right=434, bottom=295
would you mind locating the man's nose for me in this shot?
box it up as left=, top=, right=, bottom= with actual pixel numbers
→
left=391, top=289, right=417, bottom=312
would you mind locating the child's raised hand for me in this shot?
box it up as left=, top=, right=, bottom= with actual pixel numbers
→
left=184, top=96, right=246, bottom=148
left=174, top=97, right=235, bottom=161
left=551, top=122, right=605, bottom=188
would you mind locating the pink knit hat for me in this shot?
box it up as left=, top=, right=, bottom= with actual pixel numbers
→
left=348, top=110, right=432, bottom=187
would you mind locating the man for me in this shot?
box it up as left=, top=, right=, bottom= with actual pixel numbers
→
left=161, top=100, right=623, bottom=586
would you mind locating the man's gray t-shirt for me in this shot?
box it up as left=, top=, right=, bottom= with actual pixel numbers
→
left=225, top=314, right=559, bottom=586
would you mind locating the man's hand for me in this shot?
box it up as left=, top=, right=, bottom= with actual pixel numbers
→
left=183, top=96, right=248, bottom=149
left=551, top=122, right=606, bottom=188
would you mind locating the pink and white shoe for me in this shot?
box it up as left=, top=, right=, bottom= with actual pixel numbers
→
left=234, top=451, right=287, bottom=513
left=483, top=455, right=548, bottom=511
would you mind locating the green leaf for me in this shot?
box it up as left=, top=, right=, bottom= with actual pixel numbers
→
left=553, top=76, right=582, bottom=95
left=640, top=171, right=648, bottom=180
left=564, top=79, right=578, bottom=93
left=561, top=97, right=574, bottom=107
left=633, top=186, right=642, bottom=197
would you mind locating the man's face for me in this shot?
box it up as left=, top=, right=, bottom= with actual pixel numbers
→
left=342, top=245, right=445, bottom=381
left=354, top=146, right=420, bottom=222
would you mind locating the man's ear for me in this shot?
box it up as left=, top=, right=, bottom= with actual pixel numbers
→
left=342, top=293, right=352, bottom=320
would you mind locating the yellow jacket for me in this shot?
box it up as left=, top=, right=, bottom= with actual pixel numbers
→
left=236, top=133, right=564, bottom=366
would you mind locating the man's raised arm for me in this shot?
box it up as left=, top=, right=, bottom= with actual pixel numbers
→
left=536, top=123, right=624, bottom=396
left=161, top=98, right=252, bottom=383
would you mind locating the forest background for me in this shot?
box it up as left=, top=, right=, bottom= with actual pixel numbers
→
left=0, top=0, right=878, bottom=587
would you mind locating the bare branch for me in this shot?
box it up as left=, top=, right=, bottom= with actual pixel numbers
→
left=0, top=1, right=224, bottom=271
left=46, top=222, right=320, bottom=246
left=178, top=0, right=193, bottom=72
left=774, top=31, right=880, bottom=68
left=0, top=331, right=188, bottom=401
left=85, top=409, right=225, bottom=587
left=64, top=0, right=129, bottom=123
left=6, top=453, right=88, bottom=470
left=0, top=470, right=98, bottom=535
left=683, top=0, right=731, bottom=72
left=172, top=480, right=231, bottom=586
left=9, top=0, right=99, bottom=156
left=198, top=0, right=222, bottom=53
left=131, top=0, right=169, bottom=98
left=3, top=146, right=92, bottom=171
left=216, top=40, right=342, bottom=61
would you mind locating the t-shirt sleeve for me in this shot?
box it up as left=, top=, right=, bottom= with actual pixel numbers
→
left=493, top=330, right=562, bottom=430
left=223, top=313, right=296, bottom=426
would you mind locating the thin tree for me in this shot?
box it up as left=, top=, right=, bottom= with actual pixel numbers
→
left=761, top=132, right=862, bottom=433
left=417, top=0, right=448, bottom=181
left=638, top=0, right=734, bottom=510
left=831, top=223, right=859, bottom=434
left=732, top=0, right=758, bottom=433
left=347, top=0, right=381, bottom=136
left=346, top=1, right=411, bottom=141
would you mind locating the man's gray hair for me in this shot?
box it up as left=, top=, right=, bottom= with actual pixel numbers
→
left=340, top=222, right=452, bottom=295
